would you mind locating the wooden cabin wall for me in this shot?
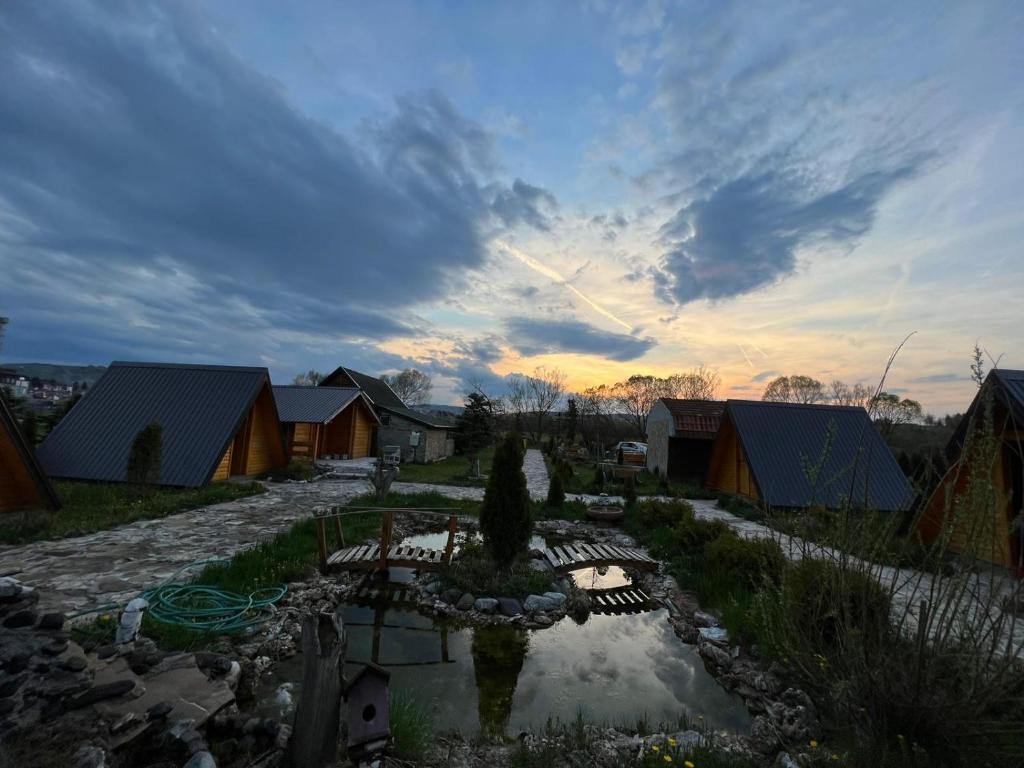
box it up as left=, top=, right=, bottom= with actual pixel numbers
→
left=243, top=385, right=286, bottom=476
left=351, top=402, right=373, bottom=459
left=705, top=420, right=760, bottom=502
left=322, top=407, right=353, bottom=457
left=212, top=443, right=233, bottom=482
left=0, top=427, right=44, bottom=513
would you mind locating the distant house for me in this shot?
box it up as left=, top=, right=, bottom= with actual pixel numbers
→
left=646, top=399, right=724, bottom=482
left=272, top=385, right=379, bottom=461
left=321, top=366, right=455, bottom=463
left=38, top=362, right=287, bottom=487
left=705, top=399, right=915, bottom=512
left=0, top=396, right=60, bottom=513
left=917, top=369, right=1024, bottom=571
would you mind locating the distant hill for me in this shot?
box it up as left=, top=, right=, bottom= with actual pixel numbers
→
left=415, top=403, right=464, bottom=416
left=3, top=363, right=107, bottom=387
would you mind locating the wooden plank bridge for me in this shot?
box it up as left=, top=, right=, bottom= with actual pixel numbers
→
left=588, top=584, right=654, bottom=615
left=314, top=507, right=659, bottom=576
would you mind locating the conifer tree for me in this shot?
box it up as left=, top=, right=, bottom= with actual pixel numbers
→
left=480, top=433, right=532, bottom=568
left=126, top=422, right=163, bottom=491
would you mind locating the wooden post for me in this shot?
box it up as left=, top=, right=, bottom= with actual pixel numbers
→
left=315, top=515, right=329, bottom=574
left=286, top=612, right=346, bottom=768
left=333, top=511, right=345, bottom=550
left=444, top=514, right=458, bottom=564
left=378, top=510, right=394, bottom=569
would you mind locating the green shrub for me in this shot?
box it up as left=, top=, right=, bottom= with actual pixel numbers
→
left=126, top=422, right=163, bottom=489
left=668, top=514, right=733, bottom=551
left=443, top=539, right=551, bottom=599
left=623, top=473, right=637, bottom=508
left=480, top=434, right=532, bottom=569
left=704, top=534, right=785, bottom=588
left=546, top=471, right=565, bottom=508
left=631, top=498, right=695, bottom=531
left=261, top=459, right=315, bottom=482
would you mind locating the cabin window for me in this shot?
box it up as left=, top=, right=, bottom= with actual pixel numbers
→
left=381, top=414, right=391, bottom=426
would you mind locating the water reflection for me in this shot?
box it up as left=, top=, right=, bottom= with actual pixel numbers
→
left=337, top=597, right=750, bottom=736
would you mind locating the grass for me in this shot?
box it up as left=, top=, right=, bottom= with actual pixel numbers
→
left=0, top=480, right=265, bottom=544
left=394, top=445, right=496, bottom=487
left=389, top=691, right=434, bottom=761
left=441, top=539, right=554, bottom=600
left=546, top=455, right=716, bottom=499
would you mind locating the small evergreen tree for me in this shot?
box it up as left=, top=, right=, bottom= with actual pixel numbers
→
left=455, top=392, right=495, bottom=477
left=126, top=423, right=163, bottom=490
left=623, top=472, right=637, bottom=509
left=20, top=412, right=37, bottom=445
left=480, top=433, right=532, bottom=569
left=546, top=471, right=565, bottom=509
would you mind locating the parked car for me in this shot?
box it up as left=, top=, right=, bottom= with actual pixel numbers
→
left=611, top=441, right=647, bottom=455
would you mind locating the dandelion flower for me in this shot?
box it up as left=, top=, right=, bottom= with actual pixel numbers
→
left=668, top=738, right=678, bottom=747
left=685, top=762, right=695, bottom=768
left=832, top=756, right=840, bottom=762
left=663, top=756, right=672, bottom=764
left=652, top=745, right=660, bottom=753
left=810, top=740, right=819, bottom=748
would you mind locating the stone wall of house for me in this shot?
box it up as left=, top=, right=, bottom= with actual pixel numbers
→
left=646, top=402, right=672, bottom=477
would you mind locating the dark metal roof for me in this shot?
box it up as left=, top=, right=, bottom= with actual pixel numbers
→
left=273, top=385, right=360, bottom=424
left=724, top=399, right=915, bottom=512
left=660, top=398, right=724, bottom=438
left=37, top=362, right=274, bottom=488
left=321, top=366, right=406, bottom=410
left=0, top=395, right=60, bottom=510
left=381, top=404, right=454, bottom=430
left=946, top=369, right=1024, bottom=455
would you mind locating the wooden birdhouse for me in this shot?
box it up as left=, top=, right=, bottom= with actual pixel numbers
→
left=343, top=662, right=391, bottom=759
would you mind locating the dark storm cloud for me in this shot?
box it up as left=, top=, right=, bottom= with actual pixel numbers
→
left=504, top=317, right=655, bottom=362
left=653, top=163, right=926, bottom=304
left=491, top=179, right=559, bottom=231
left=0, top=0, right=546, bottom=367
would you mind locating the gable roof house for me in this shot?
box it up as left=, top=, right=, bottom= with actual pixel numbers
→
left=37, top=362, right=287, bottom=488
left=0, top=396, right=60, bottom=513
left=646, top=399, right=725, bottom=482
left=321, top=366, right=454, bottom=463
left=272, top=385, right=380, bottom=460
left=705, top=400, right=915, bottom=513
left=917, top=369, right=1024, bottom=571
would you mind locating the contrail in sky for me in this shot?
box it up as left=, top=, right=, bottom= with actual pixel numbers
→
left=494, top=240, right=632, bottom=332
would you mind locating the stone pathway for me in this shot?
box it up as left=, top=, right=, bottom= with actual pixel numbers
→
left=521, top=448, right=551, bottom=499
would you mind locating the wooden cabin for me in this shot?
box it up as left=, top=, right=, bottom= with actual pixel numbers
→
left=645, top=399, right=724, bottom=482
left=0, top=396, right=60, bottom=513
left=916, top=369, right=1024, bottom=571
left=706, top=400, right=915, bottom=512
left=272, top=385, right=379, bottom=461
left=38, top=362, right=287, bottom=488
left=320, top=365, right=455, bottom=463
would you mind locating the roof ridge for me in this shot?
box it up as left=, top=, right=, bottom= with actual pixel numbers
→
left=111, top=361, right=270, bottom=374
left=727, top=398, right=866, bottom=412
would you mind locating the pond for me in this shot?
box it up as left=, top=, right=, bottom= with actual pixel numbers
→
left=258, top=527, right=751, bottom=737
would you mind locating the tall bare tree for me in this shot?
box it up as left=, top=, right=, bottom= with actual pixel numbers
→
left=292, top=369, right=324, bottom=386
left=611, top=375, right=663, bottom=437
left=830, top=380, right=874, bottom=408
left=382, top=368, right=433, bottom=406
left=505, top=374, right=529, bottom=434
left=525, top=366, right=566, bottom=442
left=762, top=375, right=827, bottom=404
left=870, top=391, right=923, bottom=436
left=576, top=385, right=614, bottom=454
left=666, top=365, right=721, bottom=400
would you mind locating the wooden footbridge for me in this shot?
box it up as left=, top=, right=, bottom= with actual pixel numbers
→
left=588, top=584, right=654, bottom=615
left=314, top=507, right=658, bottom=576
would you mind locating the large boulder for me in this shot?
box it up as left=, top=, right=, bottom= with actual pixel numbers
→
left=542, top=592, right=567, bottom=607
left=523, top=595, right=556, bottom=613
left=497, top=598, right=522, bottom=617
left=473, top=598, right=499, bottom=614
left=455, top=593, right=475, bottom=611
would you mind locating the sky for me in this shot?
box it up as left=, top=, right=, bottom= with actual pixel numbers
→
left=1, top=0, right=1021, bottom=414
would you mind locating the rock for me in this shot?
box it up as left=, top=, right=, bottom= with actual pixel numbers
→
left=750, top=715, right=780, bottom=754
left=424, top=580, right=443, bottom=595
left=97, top=644, right=117, bottom=660
left=441, top=588, right=463, bottom=605
left=184, top=751, right=217, bottom=768
left=72, top=744, right=109, bottom=768
left=693, top=611, right=718, bottom=628
left=529, top=559, right=552, bottom=573
left=697, top=626, right=729, bottom=644
left=147, top=700, right=174, bottom=721
left=699, top=641, right=733, bottom=673
left=0, top=674, right=24, bottom=698
left=523, top=594, right=556, bottom=613
left=455, top=593, right=476, bottom=611
left=3, top=609, right=37, bottom=629
left=243, top=716, right=261, bottom=734
left=473, top=598, right=499, bottom=614
left=37, top=612, right=66, bottom=630
left=0, top=578, right=22, bottom=600
left=224, top=661, right=242, bottom=691
left=766, top=688, right=819, bottom=744
left=40, top=637, right=69, bottom=656
left=542, top=591, right=567, bottom=607
left=275, top=722, right=293, bottom=750
left=773, top=753, right=800, bottom=768
left=65, top=679, right=137, bottom=710
left=529, top=614, right=554, bottom=628
left=497, top=597, right=522, bottom=617
left=0, top=698, right=15, bottom=717
left=61, top=656, right=88, bottom=672
left=111, top=712, right=141, bottom=734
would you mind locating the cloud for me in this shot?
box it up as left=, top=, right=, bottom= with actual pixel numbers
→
left=505, top=317, right=656, bottom=361
left=909, top=373, right=964, bottom=384
left=491, top=179, right=559, bottom=231
left=0, top=1, right=543, bottom=365
left=751, top=370, right=779, bottom=383
left=653, top=163, right=924, bottom=303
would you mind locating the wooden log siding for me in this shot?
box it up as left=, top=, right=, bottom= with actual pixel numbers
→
left=350, top=403, right=373, bottom=459
left=0, top=426, right=43, bottom=513
left=244, top=385, right=286, bottom=476
left=212, top=443, right=233, bottom=482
